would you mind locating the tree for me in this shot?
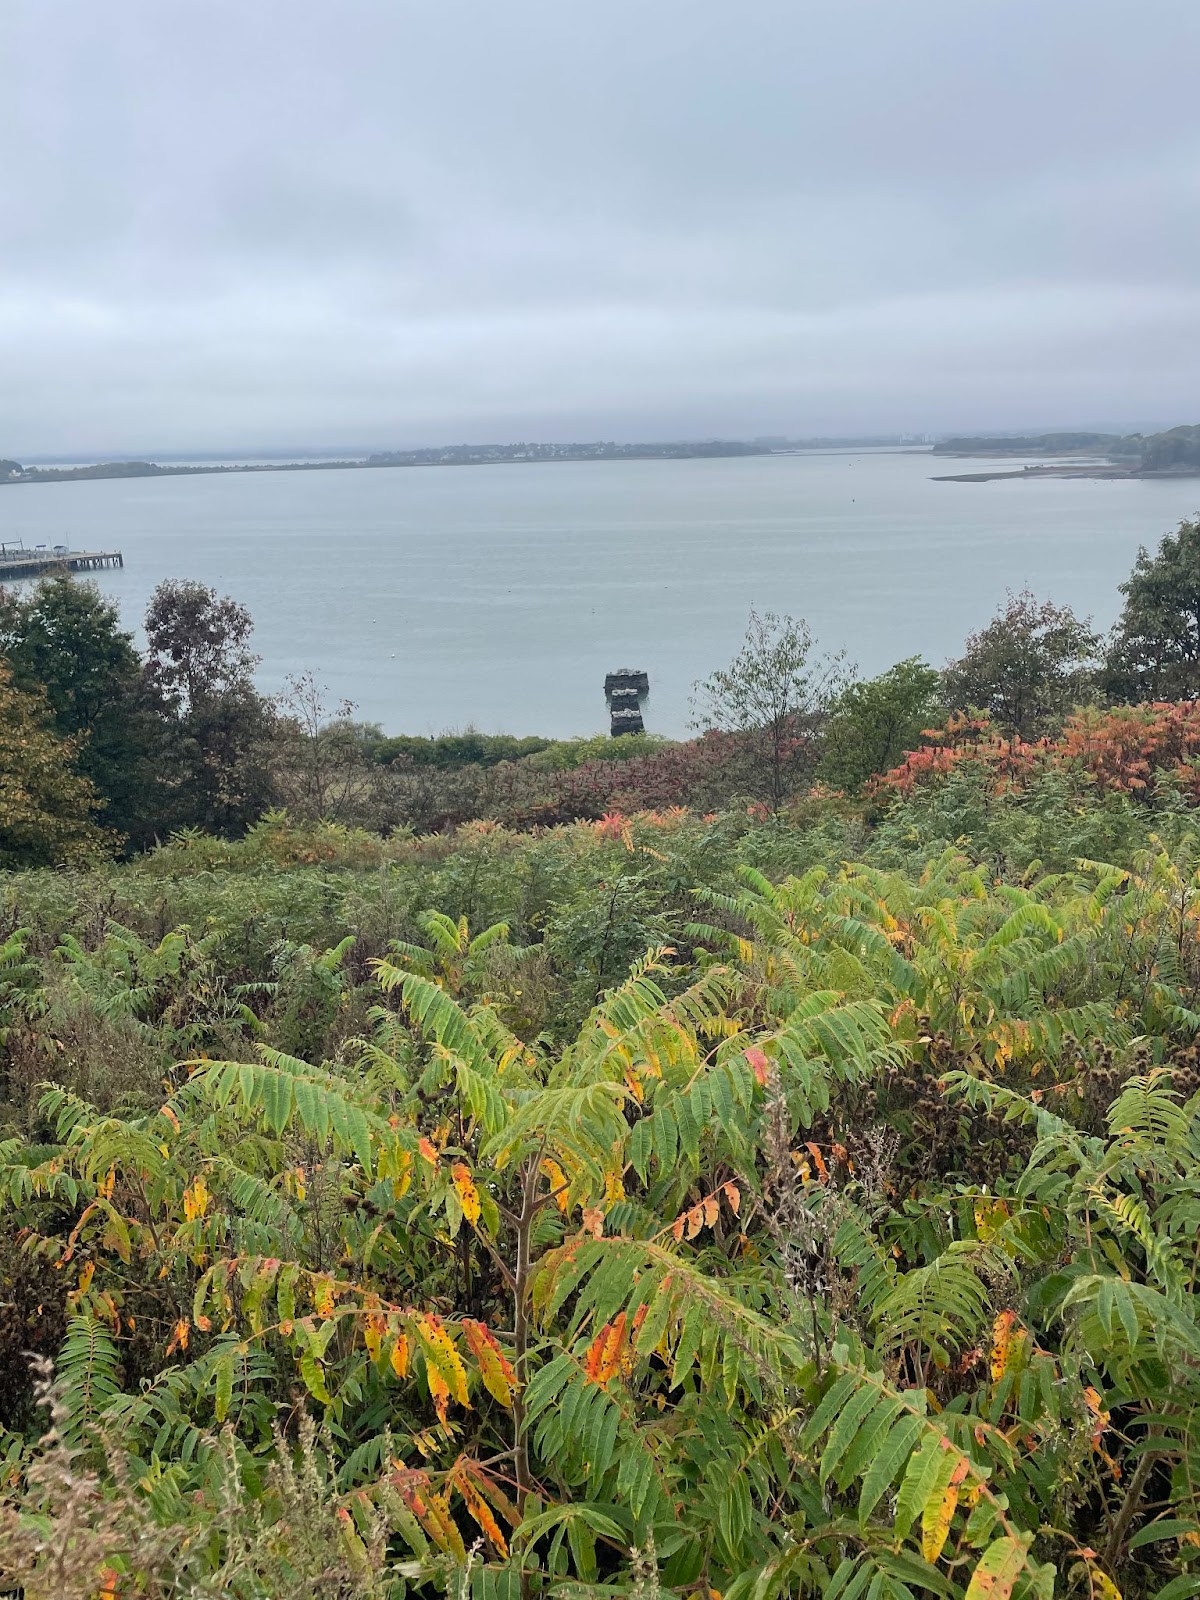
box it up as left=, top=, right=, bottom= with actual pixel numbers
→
left=143, top=580, right=259, bottom=713
left=691, top=610, right=850, bottom=809
left=0, top=575, right=167, bottom=849
left=1106, top=516, right=1200, bottom=700
left=942, top=588, right=1100, bottom=739
left=0, top=661, right=110, bottom=867
left=271, top=672, right=388, bottom=825
left=820, top=656, right=942, bottom=791
left=143, top=581, right=275, bottom=836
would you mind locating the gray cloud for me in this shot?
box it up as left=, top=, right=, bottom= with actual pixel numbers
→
left=3, top=0, right=1199, bottom=453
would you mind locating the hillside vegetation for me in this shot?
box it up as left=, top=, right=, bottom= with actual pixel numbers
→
left=1, top=807, right=1200, bottom=1599
left=5, top=521, right=1200, bottom=1596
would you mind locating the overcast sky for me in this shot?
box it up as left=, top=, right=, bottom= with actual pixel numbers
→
left=4, top=0, right=1200, bottom=455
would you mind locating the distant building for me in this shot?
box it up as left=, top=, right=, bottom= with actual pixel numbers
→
left=605, top=669, right=649, bottom=736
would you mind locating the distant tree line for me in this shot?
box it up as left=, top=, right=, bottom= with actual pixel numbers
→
left=933, top=423, right=1200, bottom=471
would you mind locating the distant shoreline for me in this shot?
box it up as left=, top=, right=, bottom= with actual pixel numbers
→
left=1, top=440, right=775, bottom=487
left=931, top=463, right=1200, bottom=483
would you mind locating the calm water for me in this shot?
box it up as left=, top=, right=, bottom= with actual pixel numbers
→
left=2, top=451, right=1198, bottom=738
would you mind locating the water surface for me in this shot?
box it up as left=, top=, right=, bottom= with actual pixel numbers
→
left=2, top=451, right=1197, bottom=737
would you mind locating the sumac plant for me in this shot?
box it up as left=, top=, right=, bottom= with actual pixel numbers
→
left=1, top=863, right=1199, bottom=1600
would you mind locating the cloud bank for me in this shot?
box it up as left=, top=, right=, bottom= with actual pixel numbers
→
left=3, top=0, right=1199, bottom=454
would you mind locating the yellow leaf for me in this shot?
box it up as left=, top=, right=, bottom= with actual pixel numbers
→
left=416, top=1314, right=469, bottom=1409
left=540, top=1158, right=570, bottom=1211
left=974, top=1197, right=1010, bottom=1244
left=182, top=1176, right=209, bottom=1221
left=363, top=1299, right=385, bottom=1363
left=451, top=1162, right=482, bottom=1226
left=1091, top=1572, right=1122, bottom=1600
left=922, top=1454, right=969, bottom=1563
left=312, top=1275, right=337, bottom=1319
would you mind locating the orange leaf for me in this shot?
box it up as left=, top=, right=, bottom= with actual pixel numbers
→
left=418, top=1136, right=439, bottom=1166
left=723, top=1180, right=741, bottom=1215
left=427, top=1362, right=451, bottom=1424
left=462, top=1319, right=517, bottom=1408
left=389, top=1334, right=410, bottom=1378
left=165, top=1318, right=190, bottom=1356
left=744, top=1046, right=771, bottom=1085
left=671, top=1214, right=685, bottom=1243
left=584, top=1311, right=628, bottom=1384
left=581, top=1206, right=605, bottom=1239
left=989, top=1310, right=1018, bottom=1382
left=1084, top=1385, right=1111, bottom=1447
left=805, top=1143, right=829, bottom=1182
left=456, top=1471, right=509, bottom=1556
left=702, top=1194, right=720, bottom=1227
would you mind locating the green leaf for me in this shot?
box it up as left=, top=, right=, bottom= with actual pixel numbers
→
left=213, top=1351, right=235, bottom=1422
left=859, top=1412, right=926, bottom=1522
left=1129, top=1519, right=1200, bottom=1551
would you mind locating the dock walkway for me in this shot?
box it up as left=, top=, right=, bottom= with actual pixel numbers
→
left=0, top=550, right=123, bottom=581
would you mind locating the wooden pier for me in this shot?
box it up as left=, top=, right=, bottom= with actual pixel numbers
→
left=0, top=548, right=123, bottom=581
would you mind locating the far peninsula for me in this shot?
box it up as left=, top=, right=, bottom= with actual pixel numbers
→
left=931, top=423, right=1200, bottom=482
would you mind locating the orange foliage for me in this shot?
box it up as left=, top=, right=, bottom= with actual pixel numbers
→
left=873, top=702, right=1200, bottom=803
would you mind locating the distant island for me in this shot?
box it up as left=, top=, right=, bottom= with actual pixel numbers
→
left=364, top=438, right=768, bottom=467
left=931, top=423, right=1200, bottom=482
left=0, top=438, right=769, bottom=487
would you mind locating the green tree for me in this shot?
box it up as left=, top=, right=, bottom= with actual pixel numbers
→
left=0, top=660, right=110, bottom=867
left=1106, top=516, right=1200, bottom=700
left=144, top=580, right=275, bottom=836
left=691, top=609, right=851, bottom=809
left=820, top=656, right=942, bottom=791
left=0, top=575, right=167, bottom=849
left=942, top=588, right=1099, bottom=738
